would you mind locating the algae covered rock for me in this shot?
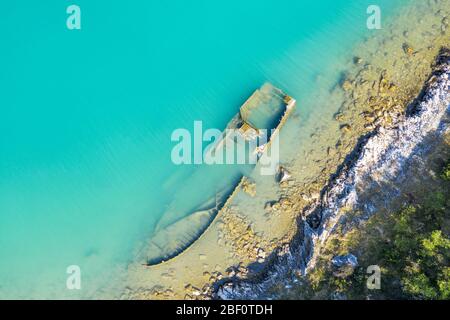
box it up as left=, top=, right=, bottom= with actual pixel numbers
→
left=340, top=124, right=352, bottom=133
left=275, top=166, right=291, bottom=184
left=341, top=80, right=353, bottom=91
left=241, top=178, right=256, bottom=197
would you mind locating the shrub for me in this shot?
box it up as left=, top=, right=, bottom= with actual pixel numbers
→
left=441, top=160, right=450, bottom=181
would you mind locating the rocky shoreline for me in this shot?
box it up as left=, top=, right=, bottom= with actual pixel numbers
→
left=215, top=48, right=450, bottom=299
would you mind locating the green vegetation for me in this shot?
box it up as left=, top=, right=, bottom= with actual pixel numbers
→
left=298, top=160, right=450, bottom=300
left=387, top=203, right=450, bottom=299
left=441, top=160, right=450, bottom=181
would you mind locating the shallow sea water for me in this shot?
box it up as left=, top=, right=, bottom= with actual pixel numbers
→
left=0, top=0, right=412, bottom=298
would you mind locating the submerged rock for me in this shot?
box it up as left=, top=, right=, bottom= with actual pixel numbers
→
left=241, top=178, right=256, bottom=197
left=334, top=112, right=345, bottom=121
left=340, top=124, right=352, bottom=133
left=341, top=80, right=353, bottom=91
left=353, top=56, right=363, bottom=65
left=403, top=43, right=414, bottom=56
left=264, top=201, right=276, bottom=211
left=276, top=166, right=291, bottom=184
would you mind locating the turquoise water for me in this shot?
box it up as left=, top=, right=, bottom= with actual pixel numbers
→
left=0, top=0, right=408, bottom=298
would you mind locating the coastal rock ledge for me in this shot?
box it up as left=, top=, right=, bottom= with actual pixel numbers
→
left=215, top=48, right=450, bottom=299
